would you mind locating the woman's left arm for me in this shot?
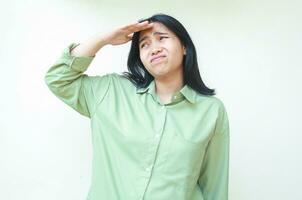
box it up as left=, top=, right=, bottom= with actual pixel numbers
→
left=198, top=99, right=230, bottom=200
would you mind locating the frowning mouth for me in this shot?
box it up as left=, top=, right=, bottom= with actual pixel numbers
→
left=151, top=56, right=166, bottom=63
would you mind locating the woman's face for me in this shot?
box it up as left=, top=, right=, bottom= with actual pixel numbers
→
left=138, top=22, right=186, bottom=79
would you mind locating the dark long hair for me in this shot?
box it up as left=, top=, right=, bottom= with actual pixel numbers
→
left=122, top=13, right=215, bottom=96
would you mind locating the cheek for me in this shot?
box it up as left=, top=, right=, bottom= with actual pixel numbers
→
left=139, top=52, right=147, bottom=64
left=170, top=48, right=184, bottom=65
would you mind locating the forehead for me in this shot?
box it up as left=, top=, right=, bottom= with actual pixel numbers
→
left=139, top=22, right=172, bottom=38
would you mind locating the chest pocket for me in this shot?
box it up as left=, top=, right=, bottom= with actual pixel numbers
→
left=161, top=129, right=210, bottom=183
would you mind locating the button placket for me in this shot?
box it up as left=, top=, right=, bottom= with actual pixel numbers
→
left=144, top=106, right=165, bottom=175
left=154, top=106, right=165, bottom=133
left=139, top=106, right=168, bottom=199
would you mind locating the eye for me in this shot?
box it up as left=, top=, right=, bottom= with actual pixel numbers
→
left=140, top=37, right=168, bottom=49
left=140, top=43, right=148, bottom=49
left=160, top=36, right=168, bottom=40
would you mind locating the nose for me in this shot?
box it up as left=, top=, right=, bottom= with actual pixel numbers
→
left=151, top=47, right=162, bottom=56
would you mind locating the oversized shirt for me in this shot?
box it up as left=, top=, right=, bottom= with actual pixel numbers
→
left=44, top=43, right=230, bottom=200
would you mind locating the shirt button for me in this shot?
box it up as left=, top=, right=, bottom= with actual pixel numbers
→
left=145, top=166, right=152, bottom=172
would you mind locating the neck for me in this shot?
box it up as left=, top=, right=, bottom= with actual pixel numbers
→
left=154, top=70, right=184, bottom=97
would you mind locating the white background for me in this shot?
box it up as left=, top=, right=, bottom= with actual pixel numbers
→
left=0, top=0, right=301, bottom=199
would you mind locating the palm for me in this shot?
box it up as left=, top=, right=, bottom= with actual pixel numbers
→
left=110, top=29, right=133, bottom=45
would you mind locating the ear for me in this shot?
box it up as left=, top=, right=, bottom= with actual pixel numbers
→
left=183, top=46, right=186, bottom=55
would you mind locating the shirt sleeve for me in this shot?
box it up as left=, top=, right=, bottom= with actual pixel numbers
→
left=198, top=99, right=230, bottom=200
left=44, top=43, right=111, bottom=118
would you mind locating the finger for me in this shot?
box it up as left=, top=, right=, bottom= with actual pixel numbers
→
left=138, top=22, right=154, bottom=30
left=128, top=22, right=153, bottom=33
left=122, top=21, right=142, bottom=29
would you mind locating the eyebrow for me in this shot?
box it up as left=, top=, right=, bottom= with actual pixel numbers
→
left=139, top=32, right=169, bottom=44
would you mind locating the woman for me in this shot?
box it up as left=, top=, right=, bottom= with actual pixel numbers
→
left=45, top=13, right=230, bottom=200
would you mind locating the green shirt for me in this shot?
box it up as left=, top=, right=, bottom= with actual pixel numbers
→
left=44, top=43, right=230, bottom=200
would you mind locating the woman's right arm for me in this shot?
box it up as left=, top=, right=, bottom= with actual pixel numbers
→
left=44, top=41, right=111, bottom=118
left=70, top=33, right=109, bottom=57
left=44, top=21, right=154, bottom=118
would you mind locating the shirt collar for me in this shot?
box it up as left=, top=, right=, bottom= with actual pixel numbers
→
left=136, top=80, right=196, bottom=104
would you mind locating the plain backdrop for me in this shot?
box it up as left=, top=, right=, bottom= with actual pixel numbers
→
left=0, top=0, right=301, bottom=199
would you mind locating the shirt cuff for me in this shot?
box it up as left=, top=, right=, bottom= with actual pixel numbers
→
left=61, top=42, right=95, bottom=72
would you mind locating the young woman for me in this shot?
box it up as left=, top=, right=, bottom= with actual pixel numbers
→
left=45, top=13, right=230, bottom=200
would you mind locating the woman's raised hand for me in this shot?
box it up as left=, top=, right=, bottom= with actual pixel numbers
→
left=103, top=21, right=154, bottom=46
left=70, top=21, right=154, bottom=57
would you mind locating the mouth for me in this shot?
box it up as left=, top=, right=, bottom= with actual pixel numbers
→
left=151, top=56, right=166, bottom=63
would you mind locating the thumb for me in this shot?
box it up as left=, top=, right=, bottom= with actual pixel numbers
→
left=127, top=33, right=134, bottom=39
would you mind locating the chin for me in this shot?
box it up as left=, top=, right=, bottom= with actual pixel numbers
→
left=153, top=70, right=171, bottom=78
